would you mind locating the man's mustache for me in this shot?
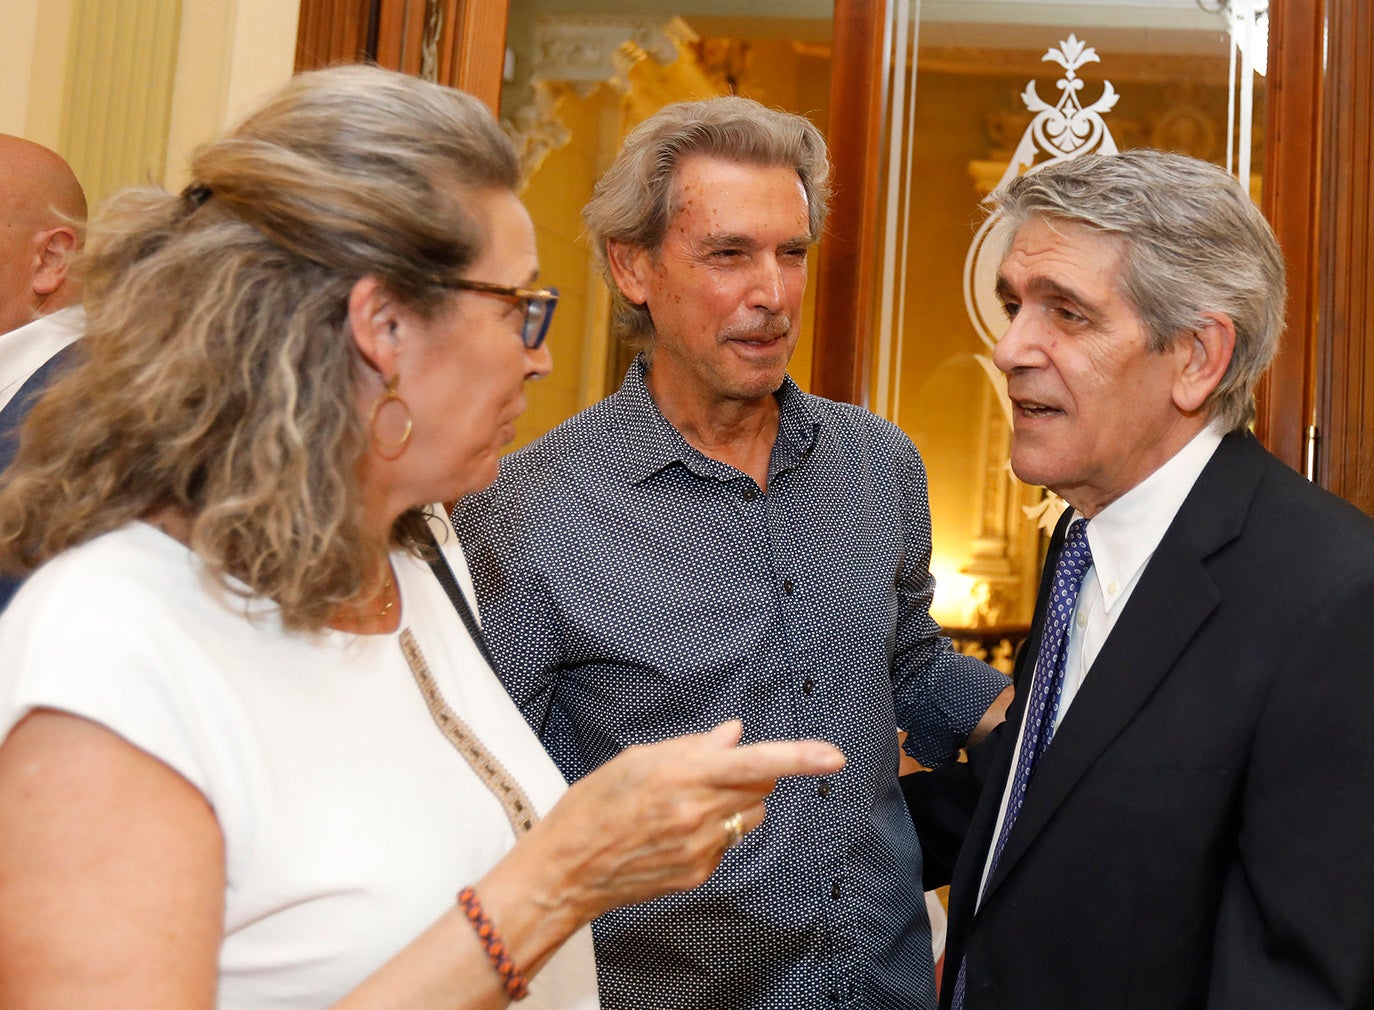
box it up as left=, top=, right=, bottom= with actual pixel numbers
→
left=722, top=315, right=792, bottom=341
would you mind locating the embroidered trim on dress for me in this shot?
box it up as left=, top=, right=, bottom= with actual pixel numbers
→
left=399, top=628, right=537, bottom=835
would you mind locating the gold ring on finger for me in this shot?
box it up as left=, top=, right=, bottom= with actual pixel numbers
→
left=723, top=811, right=746, bottom=849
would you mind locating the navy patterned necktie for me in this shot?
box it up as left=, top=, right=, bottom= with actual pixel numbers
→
left=951, top=517, right=1093, bottom=1009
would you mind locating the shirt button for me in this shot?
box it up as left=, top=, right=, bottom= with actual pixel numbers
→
left=782, top=578, right=795, bottom=595
left=743, top=487, right=758, bottom=502
left=1106, top=580, right=1119, bottom=595
left=802, top=676, right=815, bottom=695
left=831, top=879, right=842, bottom=899
left=817, top=779, right=831, bottom=797
left=1075, top=611, right=1087, bottom=628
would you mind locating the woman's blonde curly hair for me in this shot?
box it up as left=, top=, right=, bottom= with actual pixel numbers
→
left=0, top=65, right=518, bottom=631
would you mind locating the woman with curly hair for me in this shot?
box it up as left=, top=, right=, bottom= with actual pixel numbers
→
left=0, top=65, right=841, bottom=1010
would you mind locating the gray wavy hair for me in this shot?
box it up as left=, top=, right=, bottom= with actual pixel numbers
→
left=0, top=65, right=518, bottom=631
left=993, top=148, right=1286, bottom=431
left=583, top=96, right=831, bottom=346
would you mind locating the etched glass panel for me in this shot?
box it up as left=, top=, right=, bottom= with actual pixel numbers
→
left=872, top=1, right=1266, bottom=648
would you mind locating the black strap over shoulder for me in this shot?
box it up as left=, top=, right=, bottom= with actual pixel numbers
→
left=422, top=525, right=498, bottom=673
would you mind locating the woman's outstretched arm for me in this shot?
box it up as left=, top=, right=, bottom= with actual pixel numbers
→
left=0, top=714, right=842, bottom=1010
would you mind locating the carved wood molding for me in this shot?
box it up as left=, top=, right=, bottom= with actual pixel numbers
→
left=530, top=14, right=688, bottom=85
left=1318, top=1, right=1373, bottom=515
left=502, top=16, right=696, bottom=185
left=1256, top=0, right=1322, bottom=472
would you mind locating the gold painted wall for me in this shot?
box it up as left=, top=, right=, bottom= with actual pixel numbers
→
left=517, top=83, right=620, bottom=447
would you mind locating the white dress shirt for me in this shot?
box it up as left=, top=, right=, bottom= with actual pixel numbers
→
left=0, top=306, right=85, bottom=413
left=975, top=423, right=1225, bottom=906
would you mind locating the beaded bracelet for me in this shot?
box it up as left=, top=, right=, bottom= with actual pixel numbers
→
left=457, top=885, right=530, bottom=1001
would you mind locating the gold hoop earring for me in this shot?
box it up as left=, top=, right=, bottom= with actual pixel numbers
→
left=369, top=374, right=413, bottom=460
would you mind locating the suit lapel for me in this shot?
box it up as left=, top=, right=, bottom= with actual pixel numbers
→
left=0, top=342, right=78, bottom=473
left=943, top=510, right=1068, bottom=957
left=976, top=432, right=1265, bottom=904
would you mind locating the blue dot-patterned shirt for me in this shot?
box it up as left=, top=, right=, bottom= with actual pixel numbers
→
left=452, top=356, right=1008, bottom=1010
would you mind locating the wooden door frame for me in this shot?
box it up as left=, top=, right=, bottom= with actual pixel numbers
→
left=1256, top=0, right=1323, bottom=474
left=1316, top=1, right=1373, bottom=514
left=446, top=0, right=507, bottom=110
left=810, top=0, right=886, bottom=406
left=1260, top=0, right=1373, bottom=514
left=295, top=0, right=506, bottom=111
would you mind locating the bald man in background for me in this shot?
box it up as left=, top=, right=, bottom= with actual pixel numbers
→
left=0, top=135, right=87, bottom=608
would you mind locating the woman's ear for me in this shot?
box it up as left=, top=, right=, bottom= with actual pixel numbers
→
left=347, top=275, right=402, bottom=378
left=1172, top=312, right=1236, bottom=414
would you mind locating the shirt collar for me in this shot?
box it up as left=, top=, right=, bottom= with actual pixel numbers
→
left=0, top=306, right=85, bottom=409
left=609, top=354, right=821, bottom=486
left=1078, top=422, right=1225, bottom=615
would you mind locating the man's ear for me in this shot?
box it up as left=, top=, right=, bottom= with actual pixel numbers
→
left=347, top=275, right=403, bottom=379
left=606, top=239, right=652, bottom=306
left=31, top=226, right=79, bottom=297
left=1172, top=312, right=1236, bottom=414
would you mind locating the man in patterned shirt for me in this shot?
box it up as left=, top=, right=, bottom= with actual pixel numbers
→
left=453, top=96, right=1011, bottom=1010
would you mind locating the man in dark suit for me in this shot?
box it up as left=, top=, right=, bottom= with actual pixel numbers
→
left=0, top=134, right=86, bottom=608
left=916, top=149, right=1374, bottom=1009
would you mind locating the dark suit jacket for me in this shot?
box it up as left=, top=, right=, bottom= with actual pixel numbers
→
left=0, top=342, right=77, bottom=610
left=913, top=431, right=1374, bottom=1010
